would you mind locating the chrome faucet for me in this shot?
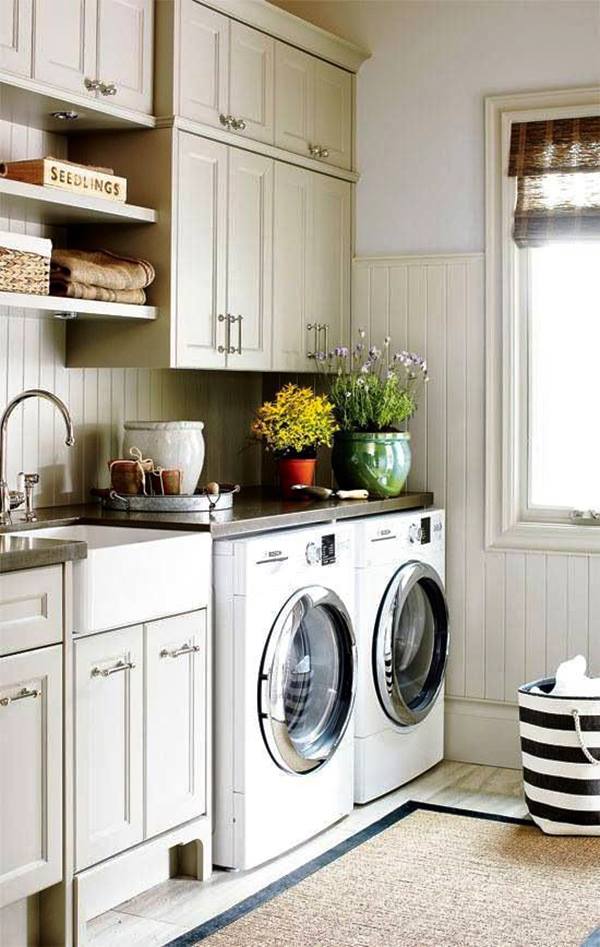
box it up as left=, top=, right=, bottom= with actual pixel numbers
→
left=0, top=389, right=75, bottom=526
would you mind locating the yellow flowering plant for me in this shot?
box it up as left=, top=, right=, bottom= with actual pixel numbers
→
left=251, top=384, right=338, bottom=457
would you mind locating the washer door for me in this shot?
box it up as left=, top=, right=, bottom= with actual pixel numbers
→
left=259, top=586, right=357, bottom=775
left=374, top=561, right=449, bottom=727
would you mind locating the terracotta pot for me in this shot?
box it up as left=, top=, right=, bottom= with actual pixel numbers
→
left=278, top=457, right=317, bottom=500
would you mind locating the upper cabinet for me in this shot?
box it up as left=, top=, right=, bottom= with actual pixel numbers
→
left=0, top=0, right=33, bottom=77
left=31, top=0, right=153, bottom=113
left=275, top=44, right=352, bottom=170
left=174, top=0, right=353, bottom=170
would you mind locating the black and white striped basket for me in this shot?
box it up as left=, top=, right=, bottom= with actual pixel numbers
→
left=518, top=678, right=600, bottom=835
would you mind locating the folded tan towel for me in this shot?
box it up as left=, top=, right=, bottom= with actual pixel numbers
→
left=51, top=249, right=155, bottom=291
left=50, top=277, right=146, bottom=305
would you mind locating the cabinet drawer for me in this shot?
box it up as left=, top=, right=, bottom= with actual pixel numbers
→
left=0, top=644, right=62, bottom=908
left=0, top=565, right=62, bottom=657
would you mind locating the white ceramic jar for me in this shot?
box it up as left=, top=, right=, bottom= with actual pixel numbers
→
left=123, top=421, right=205, bottom=495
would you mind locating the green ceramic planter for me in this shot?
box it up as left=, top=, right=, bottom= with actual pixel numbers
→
left=332, top=431, right=412, bottom=498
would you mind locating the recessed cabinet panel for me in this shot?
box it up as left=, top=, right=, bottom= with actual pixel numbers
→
left=272, top=163, right=311, bottom=372
left=274, top=43, right=313, bottom=158
left=0, top=564, right=63, bottom=657
left=0, top=645, right=62, bottom=908
left=0, top=0, right=32, bottom=77
left=229, top=21, right=274, bottom=144
left=145, top=611, right=207, bottom=838
left=179, top=0, right=229, bottom=128
left=96, top=0, right=153, bottom=113
left=313, top=59, right=352, bottom=170
left=34, top=0, right=97, bottom=95
left=176, top=133, right=228, bottom=368
left=226, top=149, right=273, bottom=371
left=310, top=174, right=351, bottom=355
left=75, top=625, right=144, bottom=870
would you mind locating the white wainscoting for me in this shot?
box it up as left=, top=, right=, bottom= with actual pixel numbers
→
left=353, top=253, right=600, bottom=765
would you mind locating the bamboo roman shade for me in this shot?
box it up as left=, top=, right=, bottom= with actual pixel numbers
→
left=508, top=116, right=600, bottom=247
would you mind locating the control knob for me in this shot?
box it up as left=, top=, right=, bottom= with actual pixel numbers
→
left=305, top=541, right=321, bottom=565
left=408, top=523, right=422, bottom=544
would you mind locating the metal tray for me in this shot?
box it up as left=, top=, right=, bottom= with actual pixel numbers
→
left=101, top=484, right=240, bottom=513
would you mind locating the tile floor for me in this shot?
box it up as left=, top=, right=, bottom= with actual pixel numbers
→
left=89, top=761, right=527, bottom=946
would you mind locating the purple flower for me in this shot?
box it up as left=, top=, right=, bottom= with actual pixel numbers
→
left=334, top=345, right=349, bottom=357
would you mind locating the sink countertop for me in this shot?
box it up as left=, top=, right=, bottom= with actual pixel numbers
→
left=1, top=487, right=434, bottom=551
left=0, top=532, right=87, bottom=574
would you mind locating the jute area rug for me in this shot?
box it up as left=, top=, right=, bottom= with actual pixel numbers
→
left=169, top=802, right=600, bottom=947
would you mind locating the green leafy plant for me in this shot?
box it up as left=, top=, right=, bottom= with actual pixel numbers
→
left=315, top=331, right=429, bottom=432
left=251, top=383, right=338, bottom=457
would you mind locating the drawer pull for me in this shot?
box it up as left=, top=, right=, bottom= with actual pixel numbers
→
left=0, top=686, right=41, bottom=707
left=160, top=644, right=200, bottom=659
left=91, top=660, right=136, bottom=678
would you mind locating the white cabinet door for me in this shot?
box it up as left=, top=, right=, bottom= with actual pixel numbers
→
left=179, top=0, right=228, bottom=128
left=274, top=43, right=353, bottom=170
left=229, top=21, right=274, bottom=145
left=176, top=132, right=228, bottom=369
left=226, top=149, right=273, bottom=371
left=313, top=59, right=352, bottom=171
left=0, top=645, right=62, bottom=908
left=34, top=0, right=97, bottom=96
left=96, top=0, right=153, bottom=113
left=310, top=174, right=351, bottom=354
left=272, top=162, right=313, bottom=372
left=0, top=0, right=32, bottom=77
left=74, top=626, right=143, bottom=871
left=145, top=611, right=207, bottom=838
left=274, top=42, right=313, bottom=159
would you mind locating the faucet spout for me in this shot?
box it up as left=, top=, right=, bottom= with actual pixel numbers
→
left=0, top=388, right=75, bottom=526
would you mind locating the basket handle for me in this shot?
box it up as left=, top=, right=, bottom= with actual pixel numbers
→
left=571, top=709, right=600, bottom=765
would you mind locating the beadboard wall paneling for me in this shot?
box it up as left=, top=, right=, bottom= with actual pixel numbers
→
left=0, top=121, right=262, bottom=503
left=353, top=253, right=598, bottom=704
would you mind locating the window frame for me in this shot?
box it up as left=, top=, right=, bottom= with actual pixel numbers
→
left=485, top=88, right=600, bottom=554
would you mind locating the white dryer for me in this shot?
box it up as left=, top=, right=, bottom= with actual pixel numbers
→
left=353, top=509, right=448, bottom=804
left=213, top=522, right=357, bottom=870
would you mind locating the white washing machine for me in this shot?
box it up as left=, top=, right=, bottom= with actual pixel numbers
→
left=213, top=521, right=357, bottom=870
left=353, top=509, right=448, bottom=804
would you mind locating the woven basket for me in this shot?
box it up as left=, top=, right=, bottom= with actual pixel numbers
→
left=0, top=244, right=50, bottom=295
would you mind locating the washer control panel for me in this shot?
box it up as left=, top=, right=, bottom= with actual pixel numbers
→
left=409, top=516, right=431, bottom=545
left=305, top=533, right=336, bottom=565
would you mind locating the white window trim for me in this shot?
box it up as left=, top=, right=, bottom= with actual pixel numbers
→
left=485, top=87, right=600, bottom=554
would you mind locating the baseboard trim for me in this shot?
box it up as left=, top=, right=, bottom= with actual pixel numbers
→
left=444, top=697, right=521, bottom=769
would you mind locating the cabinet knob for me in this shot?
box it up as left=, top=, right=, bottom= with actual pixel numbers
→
left=231, top=117, right=246, bottom=131
left=99, top=81, right=117, bottom=96
left=219, top=113, right=235, bottom=129
left=308, top=145, right=329, bottom=159
left=84, top=77, right=101, bottom=92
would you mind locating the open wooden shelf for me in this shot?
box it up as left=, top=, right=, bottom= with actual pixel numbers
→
left=0, top=177, right=157, bottom=226
left=0, top=292, right=157, bottom=321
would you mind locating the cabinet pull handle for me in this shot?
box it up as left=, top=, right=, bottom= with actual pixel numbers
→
left=91, top=660, right=136, bottom=678
left=0, top=687, right=40, bottom=707
left=307, top=322, right=321, bottom=358
left=99, top=81, right=117, bottom=96
left=320, top=323, right=329, bottom=353
left=160, top=644, right=200, bottom=659
left=217, top=313, right=230, bottom=354
left=84, top=77, right=101, bottom=92
left=227, top=314, right=237, bottom=354
left=236, top=314, right=243, bottom=354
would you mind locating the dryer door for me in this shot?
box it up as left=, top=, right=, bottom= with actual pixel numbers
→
left=259, top=586, right=357, bottom=775
left=374, top=561, right=449, bottom=727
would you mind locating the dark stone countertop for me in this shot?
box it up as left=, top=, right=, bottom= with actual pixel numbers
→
left=0, top=532, right=87, bottom=574
left=1, top=486, right=434, bottom=546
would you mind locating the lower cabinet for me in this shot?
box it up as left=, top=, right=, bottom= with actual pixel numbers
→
left=145, top=612, right=207, bottom=837
left=0, top=644, right=62, bottom=908
left=75, top=624, right=144, bottom=871
left=74, top=610, right=207, bottom=871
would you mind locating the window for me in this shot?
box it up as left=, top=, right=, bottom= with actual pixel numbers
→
left=485, top=89, right=600, bottom=553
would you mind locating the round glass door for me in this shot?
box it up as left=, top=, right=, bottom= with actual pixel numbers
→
left=260, top=586, right=357, bottom=774
left=374, top=561, right=449, bottom=727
